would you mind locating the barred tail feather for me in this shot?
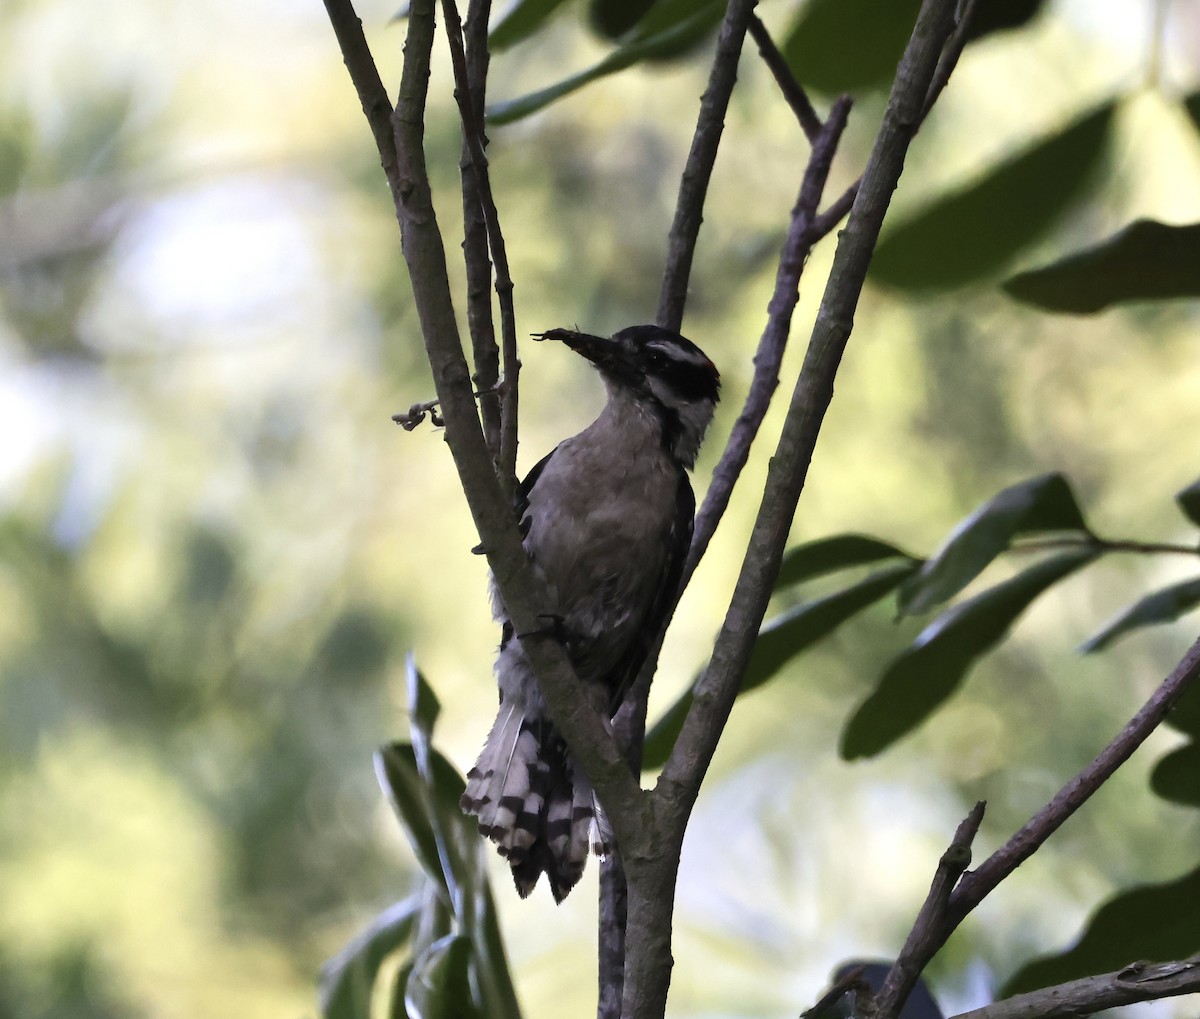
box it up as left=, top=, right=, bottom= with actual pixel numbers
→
left=460, top=703, right=601, bottom=902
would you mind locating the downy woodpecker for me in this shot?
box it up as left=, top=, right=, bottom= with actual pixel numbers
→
left=460, top=324, right=720, bottom=902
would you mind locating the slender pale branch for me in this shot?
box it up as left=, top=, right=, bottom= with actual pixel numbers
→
left=656, top=0, right=760, bottom=333
left=950, top=954, right=1200, bottom=1019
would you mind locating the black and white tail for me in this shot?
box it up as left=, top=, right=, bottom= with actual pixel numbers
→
left=460, top=694, right=612, bottom=902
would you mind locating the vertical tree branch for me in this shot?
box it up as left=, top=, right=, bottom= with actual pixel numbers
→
left=618, top=3, right=962, bottom=1018
left=656, top=0, right=759, bottom=333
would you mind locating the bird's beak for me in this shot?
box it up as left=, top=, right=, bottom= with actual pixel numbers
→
left=532, top=328, right=626, bottom=372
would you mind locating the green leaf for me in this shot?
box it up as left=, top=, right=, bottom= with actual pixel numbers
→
left=1001, top=863, right=1200, bottom=996
left=1164, top=680, right=1200, bottom=737
left=375, top=741, right=474, bottom=903
left=775, top=534, right=916, bottom=591
left=641, top=564, right=917, bottom=770
left=841, top=550, right=1097, bottom=760
left=1150, top=741, right=1200, bottom=807
left=487, top=0, right=723, bottom=123
left=404, top=935, right=482, bottom=1019
left=780, top=0, right=1046, bottom=93
left=406, top=654, right=442, bottom=748
left=1177, top=477, right=1200, bottom=529
left=899, top=473, right=1091, bottom=617
left=782, top=0, right=922, bottom=93
left=871, top=102, right=1116, bottom=291
left=749, top=563, right=920, bottom=690
left=490, top=0, right=576, bottom=51
left=588, top=0, right=657, bottom=39
left=1003, top=220, right=1200, bottom=314
left=319, top=897, right=421, bottom=1019
left=1079, top=576, right=1200, bottom=653
left=642, top=690, right=694, bottom=771
left=964, top=0, right=1046, bottom=42
left=375, top=743, right=447, bottom=884
left=1184, top=89, right=1200, bottom=137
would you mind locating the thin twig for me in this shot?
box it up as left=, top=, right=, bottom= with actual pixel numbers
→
left=456, top=0, right=502, bottom=464
left=947, top=632, right=1200, bottom=925
left=747, top=15, right=822, bottom=142
left=684, top=95, right=851, bottom=582
left=441, top=0, right=521, bottom=487
left=656, top=0, right=761, bottom=333
left=951, top=953, right=1200, bottom=1019
left=869, top=804, right=986, bottom=1019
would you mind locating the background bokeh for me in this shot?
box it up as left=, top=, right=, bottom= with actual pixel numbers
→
left=2, top=0, right=1200, bottom=1016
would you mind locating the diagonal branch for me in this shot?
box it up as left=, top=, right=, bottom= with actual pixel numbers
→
left=747, top=14, right=822, bottom=141
left=950, top=954, right=1200, bottom=1019
left=947, top=631, right=1200, bottom=925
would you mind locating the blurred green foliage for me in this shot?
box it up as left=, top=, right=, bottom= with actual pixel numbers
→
left=3, top=0, right=1200, bottom=1016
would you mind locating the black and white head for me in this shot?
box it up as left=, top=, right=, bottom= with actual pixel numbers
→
left=534, top=324, right=721, bottom=468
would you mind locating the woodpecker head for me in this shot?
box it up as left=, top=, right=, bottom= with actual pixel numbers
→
left=534, top=324, right=720, bottom=468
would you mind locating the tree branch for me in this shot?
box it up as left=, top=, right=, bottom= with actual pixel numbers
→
left=869, top=804, right=986, bottom=1019
left=380, top=0, right=646, bottom=843
left=658, top=0, right=961, bottom=826
left=947, top=632, right=1200, bottom=924
left=747, top=14, right=822, bottom=141
left=951, top=954, right=1200, bottom=1019
left=656, top=0, right=760, bottom=333
left=442, top=0, right=521, bottom=486
left=618, top=3, right=963, bottom=1017
left=684, top=95, right=851, bottom=583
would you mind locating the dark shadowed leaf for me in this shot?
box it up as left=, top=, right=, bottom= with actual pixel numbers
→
left=964, top=0, right=1046, bottom=42
left=1001, top=863, right=1200, bottom=995
left=781, top=0, right=1046, bottom=93
left=490, top=0, right=575, bottom=51
left=871, top=103, right=1116, bottom=291
left=404, top=935, right=482, bottom=1019
left=775, top=534, right=916, bottom=591
left=319, top=897, right=421, bottom=1019
left=487, top=0, right=723, bottom=123
left=1003, top=220, right=1200, bottom=314
left=1079, top=577, right=1200, bottom=653
left=376, top=743, right=446, bottom=883
left=642, top=689, right=693, bottom=772
left=641, top=564, right=917, bottom=770
left=1176, top=477, right=1200, bottom=528
left=1185, top=89, right=1200, bottom=136
left=898, top=473, right=1091, bottom=617
left=588, top=0, right=657, bottom=39
left=842, top=550, right=1097, bottom=759
left=781, top=0, right=921, bottom=93
left=1165, top=681, right=1200, bottom=737
left=749, top=563, right=919, bottom=689
left=1150, top=741, right=1200, bottom=807
left=406, top=654, right=442, bottom=747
